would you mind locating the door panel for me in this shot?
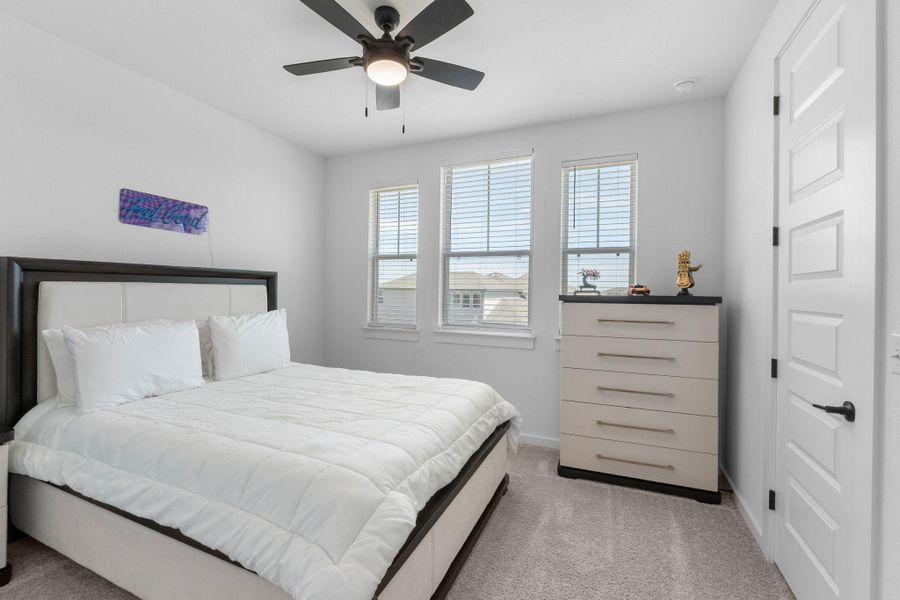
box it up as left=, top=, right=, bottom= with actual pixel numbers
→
left=788, top=310, right=842, bottom=376
left=788, top=212, right=844, bottom=280
left=789, top=11, right=843, bottom=120
left=785, top=478, right=839, bottom=581
left=790, top=115, right=843, bottom=197
left=774, top=0, right=877, bottom=599
left=787, top=394, right=840, bottom=474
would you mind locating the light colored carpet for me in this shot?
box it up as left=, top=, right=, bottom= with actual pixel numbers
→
left=3, top=534, right=137, bottom=600
left=4, top=445, right=793, bottom=600
left=445, top=445, right=793, bottom=600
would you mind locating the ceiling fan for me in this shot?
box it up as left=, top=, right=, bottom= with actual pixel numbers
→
left=283, top=0, right=484, bottom=111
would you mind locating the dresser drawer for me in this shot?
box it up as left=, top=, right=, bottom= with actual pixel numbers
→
left=560, top=435, right=718, bottom=491
left=561, top=336, right=719, bottom=379
left=561, top=303, right=718, bottom=342
left=561, top=401, right=718, bottom=453
left=561, top=368, right=718, bottom=416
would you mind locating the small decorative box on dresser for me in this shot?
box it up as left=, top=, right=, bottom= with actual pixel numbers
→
left=1, top=426, right=12, bottom=586
left=557, top=295, right=723, bottom=504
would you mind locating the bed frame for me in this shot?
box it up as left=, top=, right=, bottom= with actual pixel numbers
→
left=0, top=257, right=510, bottom=600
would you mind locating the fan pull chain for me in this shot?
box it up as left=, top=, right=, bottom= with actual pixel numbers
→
left=364, top=79, right=369, bottom=118
left=402, top=93, right=406, bottom=134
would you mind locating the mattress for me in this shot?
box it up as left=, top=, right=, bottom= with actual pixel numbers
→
left=9, top=363, right=522, bottom=600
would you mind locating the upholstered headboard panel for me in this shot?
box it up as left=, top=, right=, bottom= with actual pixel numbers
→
left=1, top=258, right=277, bottom=427
left=35, top=282, right=268, bottom=402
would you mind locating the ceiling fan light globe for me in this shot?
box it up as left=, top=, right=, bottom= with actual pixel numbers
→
left=366, top=59, right=409, bottom=86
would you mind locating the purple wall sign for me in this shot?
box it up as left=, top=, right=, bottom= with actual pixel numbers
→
left=119, top=189, right=209, bottom=235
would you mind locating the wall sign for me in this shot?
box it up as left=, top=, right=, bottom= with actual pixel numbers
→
left=119, top=188, right=209, bottom=235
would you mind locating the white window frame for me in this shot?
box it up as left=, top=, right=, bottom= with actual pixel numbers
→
left=560, top=154, right=638, bottom=295
left=367, top=184, right=418, bottom=330
left=439, top=155, right=535, bottom=333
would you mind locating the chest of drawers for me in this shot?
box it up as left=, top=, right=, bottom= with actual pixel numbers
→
left=557, top=296, right=722, bottom=504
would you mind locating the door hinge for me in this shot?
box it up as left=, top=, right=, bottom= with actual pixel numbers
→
left=769, top=490, right=776, bottom=511
left=773, top=95, right=781, bottom=116
left=772, top=226, right=780, bottom=246
left=771, top=358, right=778, bottom=378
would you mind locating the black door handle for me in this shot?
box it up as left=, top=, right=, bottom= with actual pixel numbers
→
left=812, top=401, right=856, bottom=422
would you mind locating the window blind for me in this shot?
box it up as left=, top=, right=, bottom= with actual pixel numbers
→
left=368, top=185, right=418, bottom=327
left=561, top=155, right=637, bottom=295
left=441, top=156, right=533, bottom=329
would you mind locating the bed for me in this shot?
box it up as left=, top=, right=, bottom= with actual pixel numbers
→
left=0, top=257, right=520, bottom=600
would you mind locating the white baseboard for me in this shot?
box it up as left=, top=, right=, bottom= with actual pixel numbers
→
left=518, top=433, right=560, bottom=449
left=722, top=469, right=766, bottom=555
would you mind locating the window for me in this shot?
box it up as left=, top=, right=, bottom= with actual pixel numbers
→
left=441, top=156, right=533, bottom=329
left=561, top=155, right=637, bottom=295
left=368, top=185, right=418, bottom=327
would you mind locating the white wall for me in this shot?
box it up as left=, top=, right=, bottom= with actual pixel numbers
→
left=0, top=13, right=326, bottom=363
left=879, top=0, right=899, bottom=595
left=323, top=99, right=725, bottom=446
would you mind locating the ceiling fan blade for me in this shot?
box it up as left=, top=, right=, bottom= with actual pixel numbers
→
left=413, top=58, right=484, bottom=90
left=296, top=0, right=370, bottom=42
left=283, top=57, right=360, bottom=76
left=376, top=84, right=400, bottom=111
left=396, top=0, right=474, bottom=50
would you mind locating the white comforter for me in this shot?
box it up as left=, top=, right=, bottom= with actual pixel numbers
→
left=10, top=363, right=521, bottom=600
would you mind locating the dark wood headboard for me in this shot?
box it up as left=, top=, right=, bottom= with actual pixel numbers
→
left=0, top=257, right=277, bottom=428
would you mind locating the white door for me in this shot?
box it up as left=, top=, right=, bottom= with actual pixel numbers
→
left=774, top=0, right=878, bottom=598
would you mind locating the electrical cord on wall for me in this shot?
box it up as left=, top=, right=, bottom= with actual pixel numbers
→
left=207, top=221, right=216, bottom=267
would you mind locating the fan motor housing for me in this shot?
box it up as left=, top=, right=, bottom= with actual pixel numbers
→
left=374, top=5, right=401, bottom=33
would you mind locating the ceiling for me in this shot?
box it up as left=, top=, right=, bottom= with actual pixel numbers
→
left=0, top=0, right=776, bottom=157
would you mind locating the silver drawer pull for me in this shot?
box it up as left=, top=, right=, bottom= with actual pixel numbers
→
left=597, top=352, right=675, bottom=361
left=596, top=453, right=674, bottom=470
left=597, top=385, right=675, bottom=398
left=597, top=319, right=675, bottom=325
left=596, top=420, right=674, bottom=434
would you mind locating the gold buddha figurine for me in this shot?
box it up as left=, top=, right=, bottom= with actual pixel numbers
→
left=676, top=250, right=703, bottom=296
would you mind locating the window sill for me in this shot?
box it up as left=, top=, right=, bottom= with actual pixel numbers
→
left=433, top=328, right=535, bottom=349
left=362, top=326, right=420, bottom=342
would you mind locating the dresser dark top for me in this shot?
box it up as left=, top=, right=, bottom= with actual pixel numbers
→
left=0, top=426, right=13, bottom=444
left=559, top=294, right=722, bottom=306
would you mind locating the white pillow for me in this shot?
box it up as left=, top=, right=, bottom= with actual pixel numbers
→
left=41, top=328, right=78, bottom=406
left=42, top=319, right=173, bottom=405
left=63, top=320, right=204, bottom=411
left=208, top=309, right=290, bottom=380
